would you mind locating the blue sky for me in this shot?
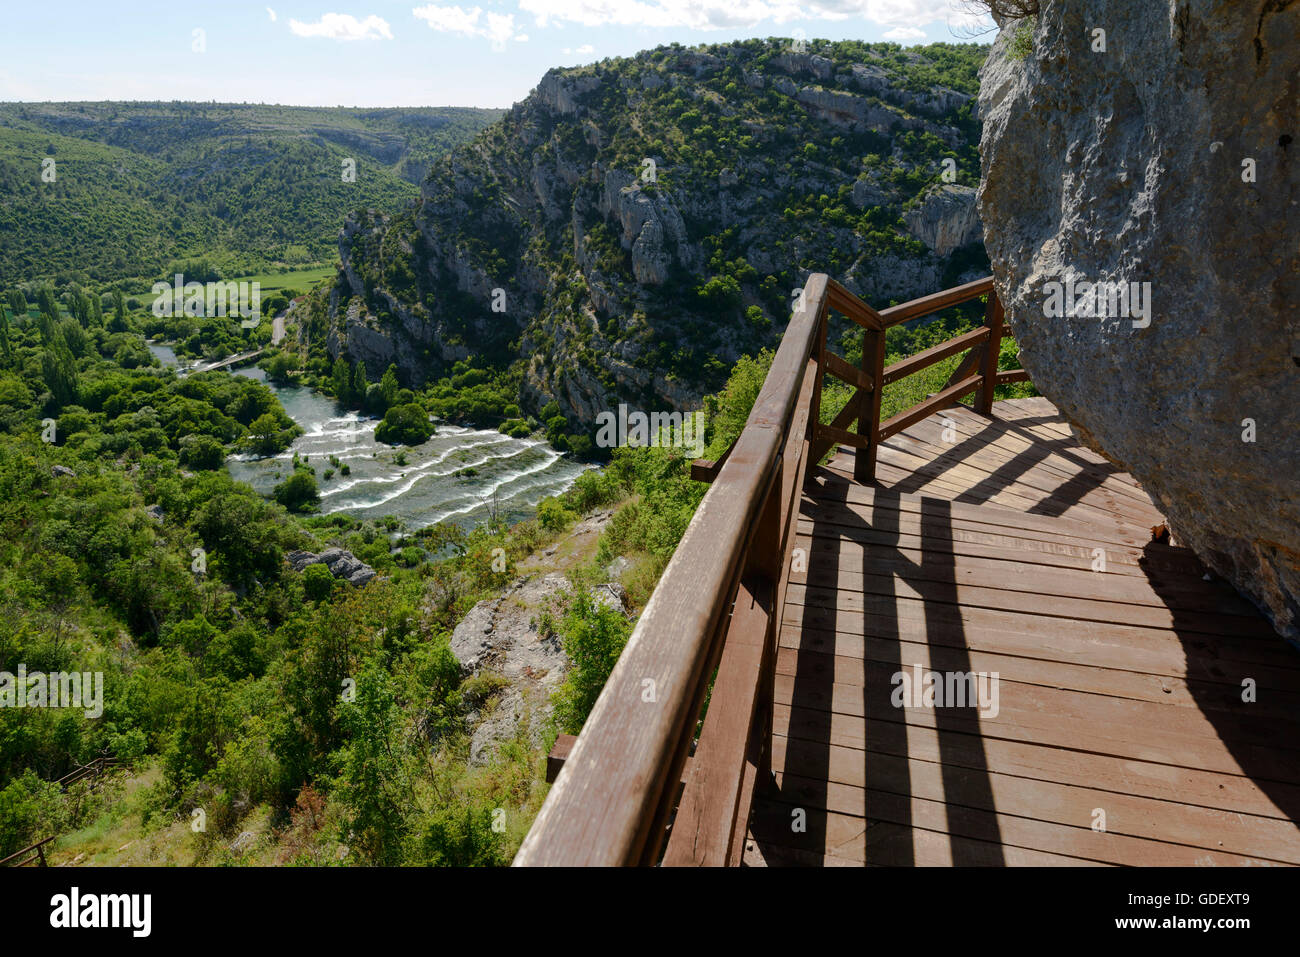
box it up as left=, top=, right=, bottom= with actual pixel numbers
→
left=0, top=2, right=993, bottom=109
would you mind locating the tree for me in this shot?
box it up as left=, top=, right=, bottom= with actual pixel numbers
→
left=351, top=360, right=368, bottom=408
left=273, top=469, right=319, bottom=512
left=109, top=290, right=128, bottom=333
left=265, top=351, right=297, bottom=385
left=179, top=433, right=226, bottom=470
left=246, top=412, right=285, bottom=456
left=36, top=286, right=59, bottom=323
left=301, top=563, right=334, bottom=602
left=5, top=290, right=25, bottom=322
left=57, top=318, right=88, bottom=358
left=41, top=336, right=79, bottom=407
left=331, top=357, right=352, bottom=404
left=0, top=309, right=9, bottom=361
left=333, top=661, right=412, bottom=864
left=552, top=590, right=631, bottom=733
left=379, top=364, right=400, bottom=411
left=374, top=403, right=434, bottom=446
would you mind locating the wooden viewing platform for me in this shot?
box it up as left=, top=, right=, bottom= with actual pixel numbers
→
left=516, top=275, right=1300, bottom=867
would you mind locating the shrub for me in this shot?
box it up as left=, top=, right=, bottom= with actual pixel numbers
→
left=273, top=469, right=319, bottom=513
left=301, top=563, right=335, bottom=602
left=552, top=590, right=631, bottom=734
left=536, top=497, right=574, bottom=532
left=179, top=434, right=226, bottom=470
left=375, top=403, right=435, bottom=445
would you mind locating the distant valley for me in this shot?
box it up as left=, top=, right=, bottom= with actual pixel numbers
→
left=0, top=102, right=502, bottom=284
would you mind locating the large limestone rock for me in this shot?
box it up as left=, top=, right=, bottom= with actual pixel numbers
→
left=978, top=3, right=1300, bottom=640
left=287, top=548, right=377, bottom=587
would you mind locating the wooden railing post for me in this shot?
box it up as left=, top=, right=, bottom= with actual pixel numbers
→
left=977, top=288, right=1004, bottom=416
left=855, top=327, right=886, bottom=483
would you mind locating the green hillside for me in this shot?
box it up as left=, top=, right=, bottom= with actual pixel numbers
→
left=0, top=102, right=503, bottom=285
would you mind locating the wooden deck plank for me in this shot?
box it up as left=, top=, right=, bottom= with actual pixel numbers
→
left=748, top=398, right=1300, bottom=867
left=807, top=467, right=1159, bottom=548
left=788, top=580, right=1276, bottom=639
left=791, top=544, right=1259, bottom=617
left=770, top=704, right=1300, bottom=819
left=773, top=639, right=1300, bottom=720
left=767, top=749, right=1300, bottom=864
left=782, top=596, right=1300, bottom=670
left=756, top=773, right=1286, bottom=866
left=883, top=428, right=1159, bottom=516
left=769, top=670, right=1300, bottom=785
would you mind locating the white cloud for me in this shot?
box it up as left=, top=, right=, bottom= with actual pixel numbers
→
left=518, top=1, right=989, bottom=33
left=412, top=4, right=528, bottom=50
left=561, top=43, right=596, bottom=55
left=289, top=13, right=394, bottom=40
left=883, top=26, right=927, bottom=40
left=267, top=7, right=278, bottom=22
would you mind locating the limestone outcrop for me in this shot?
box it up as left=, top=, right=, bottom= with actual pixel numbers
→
left=977, top=3, right=1300, bottom=640
left=904, top=184, right=983, bottom=256
left=287, top=548, right=377, bottom=587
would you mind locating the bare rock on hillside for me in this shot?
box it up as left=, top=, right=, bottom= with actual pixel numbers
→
left=904, top=184, right=983, bottom=256
left=286, top=548, right=376, bottom=587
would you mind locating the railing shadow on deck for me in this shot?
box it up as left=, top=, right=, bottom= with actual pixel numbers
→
left=878, top=416, right=1116, bottom=516
left=751, top=468, right=1007, bottom=865
left=514, top=273, right=1014, bottom=866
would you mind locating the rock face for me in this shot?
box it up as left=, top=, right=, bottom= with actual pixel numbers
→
left=904, top=184, right=983, bottom=256
left=447, top=571, right=573, bottom=766
left=977, top=4, right=1300, bottom=640
left=317, top=40, right=988, bottom=430
left=286, top=548, right=377, bottom=587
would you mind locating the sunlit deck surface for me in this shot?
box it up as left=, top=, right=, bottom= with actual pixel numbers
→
left=747, top=396, right=1300, bottom=866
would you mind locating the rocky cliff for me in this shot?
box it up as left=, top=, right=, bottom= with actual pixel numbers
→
left=977, top=3, right=1300, bottom=640
left=313, top=39, right=990, bottom=430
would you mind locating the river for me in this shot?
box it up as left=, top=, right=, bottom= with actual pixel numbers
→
left=147, top=343, right=587, bottom=532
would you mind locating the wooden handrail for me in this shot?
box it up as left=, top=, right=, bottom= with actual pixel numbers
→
left=515, top=275, right=830, bottom=866
left=1, top=835, right=54, bottom=867
left=517, top=273, right=1026, bottom=866
left=56, top=755, right=118, bottom=790
left=882, top=326, right=989, bottom=386
left=877, top=275, right=994, bottom=327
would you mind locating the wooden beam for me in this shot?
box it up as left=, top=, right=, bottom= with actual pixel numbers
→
left=856, top=327, right=886, bottom=483
left=826, top=279, right=884, bottom=331
left=823, top=351, right=874, bottom=392
left=808, top=388, right=864, bottom=463
left=882, top=326, right=990, bottom=386
left=691, top=431, right=736, bottom=483
left=662, top=575, right=774, bottom=866
left=878, top=373, right=983, bottom=441
left=997, top=368, right=1032, bottom=385
left=814, top=422, right=872, bottom=450
left=545, top=733, right=578, bottom=783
